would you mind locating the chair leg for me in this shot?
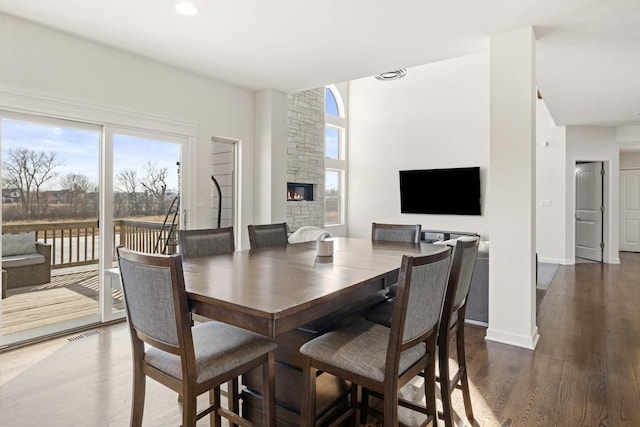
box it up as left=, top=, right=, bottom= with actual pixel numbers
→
left=301, top=356, right=317, bottom=427
left=457, top=322, right=474, bottom=421
left=439, top=337, right=454, bottom=427
left=210, top=387, right=223, bottom=427
left=424, top=349, right=438, bottom=425
left=227, top=379, right=240, bottom=427
left=348, top=383, right=358, bottom=427
left=130, top=364, right=146, bottom=427
left=360, top=387, right=370, bottom=425
left=182, top=390, right=198, bottom=427
left=261, top=353, right=277, bottom=427
left=382, top=381, right=398, bottom=427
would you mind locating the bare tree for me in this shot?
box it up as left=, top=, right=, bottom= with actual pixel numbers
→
left=115, top=168, right=139, bottom=216
left=60, top=173, right=96, bottom=216
left=2, top=148, right=62, bottom=217
left=140, top=161, right=169, bottom=214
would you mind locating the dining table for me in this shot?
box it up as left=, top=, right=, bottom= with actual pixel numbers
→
left=182, top=237, right=446, bottom=426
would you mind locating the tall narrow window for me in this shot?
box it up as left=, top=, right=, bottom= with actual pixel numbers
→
left=324, top=85, right=347, bottom=226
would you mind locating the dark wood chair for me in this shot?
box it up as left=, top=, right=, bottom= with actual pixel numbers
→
left=368, top=222, right=422, bottom=310
left=176, top=226, right=240, bottom=420
left=371, top=222, right=421, bottom=243
left=116, top=246, right=277, bottom=427
left=299, top=247, right=453, bottom=427
left=437, top=236, right=479, bottom=426
left=248, top=223, right=288, bottom=249
left=178, top=227, right=235, bottom=257
left=363, top=236, right=480, bottom=426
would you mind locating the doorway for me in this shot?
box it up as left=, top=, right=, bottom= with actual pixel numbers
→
left=575, top=161, right=604, bottom=262
left=620, top=168, right=640, bottom=252
left=211, top=137, right=238, bottom=242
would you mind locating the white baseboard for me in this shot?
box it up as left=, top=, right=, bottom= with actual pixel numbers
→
left=465, top=318, right=488, bottom=327
left=485, top=326, right=539, bottom=350
left=537, top=256, right=573, bottom=265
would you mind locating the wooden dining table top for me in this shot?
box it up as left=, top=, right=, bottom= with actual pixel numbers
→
left=183, top=237, right=445, bottom=337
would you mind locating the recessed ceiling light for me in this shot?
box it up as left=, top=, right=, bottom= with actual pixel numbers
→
left=374, top=69, right=407, bottom=81
left=175, top=2, right=198, bottom=15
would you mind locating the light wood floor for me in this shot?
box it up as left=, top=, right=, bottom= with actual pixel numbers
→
left=1, top=253, right=639, bottom=426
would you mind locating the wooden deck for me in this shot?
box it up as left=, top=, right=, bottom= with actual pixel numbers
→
left=1, top=268, right=123, bottom=336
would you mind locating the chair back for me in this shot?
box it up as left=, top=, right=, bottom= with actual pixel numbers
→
left=437, top=236, right=479, bottom=339
left=178, top=227, right=235, bottom=258
left=450, top=236, right=480, bottom=311
left=386, top=248, right=452, bottom=374
left=371, top=222, right=421, bottom=243
left=117, top=247, right=192, bottom=356
left=248, top=223, right=288, bottom=249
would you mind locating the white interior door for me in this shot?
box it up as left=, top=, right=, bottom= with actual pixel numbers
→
left=620, top=168, right=640, bottom=252
left=575, top=162, right=603, bottom=261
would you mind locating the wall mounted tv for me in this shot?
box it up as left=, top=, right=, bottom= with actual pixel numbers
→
left=399, top=167, right=481, bottom=215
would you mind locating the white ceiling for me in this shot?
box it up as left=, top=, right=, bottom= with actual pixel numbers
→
left=1, top=0, right=640, bottom=129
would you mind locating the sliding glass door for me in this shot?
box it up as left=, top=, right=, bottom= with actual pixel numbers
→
left=1, top=110, right=190, bottom=347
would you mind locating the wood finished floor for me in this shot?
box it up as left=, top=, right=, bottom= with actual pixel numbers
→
left=0, top=252, right=639, bottom=426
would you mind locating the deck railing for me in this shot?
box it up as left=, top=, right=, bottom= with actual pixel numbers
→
left=2, top=220, right=172, bottom=269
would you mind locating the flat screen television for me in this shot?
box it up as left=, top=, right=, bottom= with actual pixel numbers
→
left=399, top=167, right=481, bottom=215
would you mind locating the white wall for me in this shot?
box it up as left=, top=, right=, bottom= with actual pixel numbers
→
left=620, top=152, right=640, bottom=169
left=566, top=126, right=620, bottom=263
left=254, top=89, right=288, bottom=226
left=536, top=99, right=568, bottom=263
left=0, top=13, right=257, bottom=248
left=348, top=53, right=490, bottom=240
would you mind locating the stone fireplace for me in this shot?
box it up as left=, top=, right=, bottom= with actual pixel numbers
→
left=286, top=88, right=325, bottom=230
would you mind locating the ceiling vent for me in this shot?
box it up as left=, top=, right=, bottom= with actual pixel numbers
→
left=374, top=69, right=407, bottom=81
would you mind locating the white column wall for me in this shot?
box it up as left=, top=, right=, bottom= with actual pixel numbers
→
left=254, top=89, right=288, bottom=230
left=486, top=27, right=539, bottom=349
left=536, top=99, right=569, bottom=264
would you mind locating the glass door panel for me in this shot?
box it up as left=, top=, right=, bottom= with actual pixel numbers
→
left=1, top=113, right=101, bottom=346
left=101, top=132, right=182, bottom=320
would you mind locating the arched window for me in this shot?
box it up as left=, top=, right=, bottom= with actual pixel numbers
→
left=324, top=85, right=347, bottom=226
left=325, top=87, right=341, bottom=117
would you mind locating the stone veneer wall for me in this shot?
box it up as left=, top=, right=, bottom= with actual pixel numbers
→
left=286, top=88, right=325, bottom=230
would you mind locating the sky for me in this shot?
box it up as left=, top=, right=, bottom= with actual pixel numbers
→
left=1, top=118, right=181, bottom=192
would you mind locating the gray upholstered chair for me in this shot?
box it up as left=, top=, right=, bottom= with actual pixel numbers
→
left=364, top=236, right=480, bottom=427
left=116, top=247, right=277, bottom=427
left=368, top=222, right=422, bottom=301
left=437, top=236, right=479, bottom=427
left=371, top=222, right=421, bottom=243
left=176, top=226, right=239, bottom=415
left=299, top=248, right=453, bottom=426
left=248, top=223, right=288, bottom=249
left=178, top=227, right=235, bottom=258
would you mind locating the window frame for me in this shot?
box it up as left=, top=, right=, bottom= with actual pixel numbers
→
left=324, top=85, right=347, bottom=227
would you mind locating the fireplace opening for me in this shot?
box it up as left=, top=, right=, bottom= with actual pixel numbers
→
left=287, top=183, right=314, bottom=201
